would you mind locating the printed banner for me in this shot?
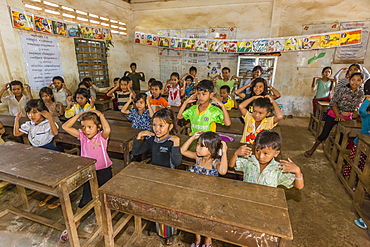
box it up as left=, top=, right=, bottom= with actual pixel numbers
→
left=183, top=28, right=208, bottom=39
left=11, top=9, right=34, bottom=31
left=34, top=15, right=53, bottom=34
left=209, top=27, right=237, bottom=39
left=20, top=32, right=63, bottom=89
left=67, top=24, right=80, bottom=37
left=52, top=21, right=67, bottom=37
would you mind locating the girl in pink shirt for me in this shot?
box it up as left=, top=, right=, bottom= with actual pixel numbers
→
left=60, top=110, right=112, bottom=242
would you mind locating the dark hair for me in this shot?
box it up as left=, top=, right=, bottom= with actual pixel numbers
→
left=170, top=72, right=180, bottom=80
left=364, top=78, right=370, bottom=95
left=113, top=77, right=121, bottom=82
left=120, top=76, right=131, bottom=83
left=9, top=80, right=23, bottom=89
left=255, top=130, right=281, bottom=151
left=80, top=111, right=101, bottom=127
left=185, top=75, right=194, bottom=82
left=148, top=78, right=156, bottom=84
left=152, top=108, right=174, bottom=125
left=253, top=97, right=273, bottom=113
left=220, top=85, right=230, bottom=93
left=252, top=65, right=263, bottom=74
left=52, top=76, right=64, bottom=83
left=151, top=80, right=163, bottom=90
left=346, top=64, right=362, bottom=77
left=189, top=66, right=197, bottom=73
left=196, top=80, right=214, bottom=93
left=134, top=93, right=147, bottom=105
left=25, top=99, right=48, bottom=113
left=82, top=77, right=92, bottom=83
left=74, top=88, right=90, bottom=103
left=39, top=87, right=55, bottom=102
left=321, top=66, right=332, bottom=74
left=198, top=131, right=222, bottom=159
left=349, top=72, right=363, bottom=80
left=78, top=81, right=90, bottom=89
left=222, top=67, right=230, bottom=73
left=130, top=62, right=137, bottom=68
left=251, top=78, right=269, bottom=97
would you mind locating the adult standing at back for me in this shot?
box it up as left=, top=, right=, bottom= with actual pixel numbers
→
left=124, top=62, right=145, bottom=92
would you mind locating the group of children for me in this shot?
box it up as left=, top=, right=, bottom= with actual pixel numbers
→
left=6, top=61, right=370, bottom=245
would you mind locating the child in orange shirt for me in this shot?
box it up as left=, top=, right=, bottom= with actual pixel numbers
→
left=149, top=81, right=170, bottom=112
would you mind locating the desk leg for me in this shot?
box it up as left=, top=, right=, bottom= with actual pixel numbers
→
left=90, top=170, right=102, bottom=227
left=336, top=129, right=350, bottom=176
left=100, top=193, right=115, bottom=247
left=134, top=216, right=142, bottom=237
left=16, top=185, right=29, bottom=210
left=58, top=184, right=80, bottom=247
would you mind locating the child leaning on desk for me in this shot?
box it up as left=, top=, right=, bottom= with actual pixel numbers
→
left=60, top=110, right=113, bottom=242
left=229, top=130, right=304, bottom=189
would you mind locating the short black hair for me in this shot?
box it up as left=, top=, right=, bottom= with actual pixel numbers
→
left=52, top=76, right=64, bottom=83
left=148, top=78, right=156, bottom=84
left=321, top=66, right=332, bottom=74
left=78, top=81, right=89, bottom=89
left=364, top=78, right=370, bottom=95
left=134, top=93, right=147, bottom=104
left=252, top=65, right=263, bottom=73
left=198, top=131, right=222, bottom=159
left=74, top=88, right=91, bottom=102
left=196, top=80, right=214, bottom=92
left=25, top=99, right=48, bottom=113
left=184, top=75, right=194, bottom=82
left=170, top=72, right=180, bottom=80
left=253, top=97, right=273, bottom=113
left=151, top=80, right=163, bottom=90
left=81, top=111, right=101, bottom=127
left=39, top=87, right=55, bottom=102
left=220, top=85, right=230, bottom=93
left=82, top=77, right=92, bottom=83
left=114, top=77, right=120, bottom=82
left=9, top=80, right=23, bottom=89
left=130, top=62, right=137, bottom=67
left=152, top=108, right=174, bottom=125
left=350, top=72, right=363, bottom=80
left=120, top=76, right=131, bottom=83
left=222, top=67, right=230, bottom=73
left=189, top=66, right=197, bottom=73
left=255, top=130, right=281, bottom=151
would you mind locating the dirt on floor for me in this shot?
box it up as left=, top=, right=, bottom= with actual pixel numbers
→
left=0, top=117, right=369, bottom=247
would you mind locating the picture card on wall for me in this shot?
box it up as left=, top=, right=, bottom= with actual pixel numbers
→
left=237, top=41, right=253, bottom=52
left=252, top=40, right=268, bottom=52
left=159, top=37, right=169, bottom=47
left=340, top=30, right=362, bottom=46
left=158, top=48, right=182, bottom=57
left=80, top=26, right=94, bottom=39
left=34, top=16, right=53, bottom=34
left=183, top=28, right=209, bottom=39
left=301, top=35, right=321, bottom=49
left=194, top=40, right=208, bottom=51
left=135, top=32, right=142, bottom=43
left=139, top=32, right=146, bottom=44
left=11, top=9, right=34, bottom=31
left=52, top=21, right=67, bottom=36
left=67, top=24, right=80, bottom=37
left=209, top=27, right=237, bottom=39
left=320, top=33, right=340, bottom=48
left=284, top=37, right=302, bottom=51
left=102, top=28, right=112, bottom=40
left=222, top=41, right=237, bottom=52
left=182, top=39, right=195, bottom=50
left=152, top=35, right=159, bottom=46
left=170, top=38, right=182, bottom=49
left=146, top=34, right=153, bottom=45
left=267, top=39, right=285, bottom=52
left=208, top=41, right=223, bottom=52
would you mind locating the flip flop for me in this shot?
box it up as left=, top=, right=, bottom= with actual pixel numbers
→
left=48, top=201, right=61, bottom=209
left=354, top=218, right=368, bottom=229
left=38, top=200, right=48, bottom=207
left=60, top=230, right=68, bottom=243
left=304, top=151, right=312, bottom=158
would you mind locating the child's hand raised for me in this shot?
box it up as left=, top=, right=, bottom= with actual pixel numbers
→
left=24, top=84, right=31, bottom=91
left=192, top=131, right=204, bottom=139
left=90, top=96, right=95, bottom=104
left=66, top=96, right=73, bottom=105
left=185, top=93, right=197, bottom=104
left=168, top=135, right=180, bottom=146
left=235, top=145, right=252, bottom=157
left=212, top=94, right=223, bottom=105
left=264, top=95, right=273, bottom=102
left=137, top=130, right=155, bottom=139
left=1, top=83, right=10, bottom=91
left=129, top=92, right=135, bottom=101
left=15, top=110, right=23, bottom=120
left=41, top=110, right=52, bottom=120
left=221, top=141, right=228, bottom=153
left=279, top=158, right=301, bottom=174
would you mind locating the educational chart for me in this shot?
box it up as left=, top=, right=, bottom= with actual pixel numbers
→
left=11, top=9, right=33, bottom=31
left=160, top=57, right=182, bottom=83
left=183, top=52, right=208, bottom=66
left=20, top=32, right=63, bottom=89
left=334, top=21, right=370, bottom=64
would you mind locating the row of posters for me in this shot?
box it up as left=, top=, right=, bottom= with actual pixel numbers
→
left=158, top=27, right=237, bottom=39
left=11, top=8, right=112, bottom=39
left=135, top=28, right=362, bottom=53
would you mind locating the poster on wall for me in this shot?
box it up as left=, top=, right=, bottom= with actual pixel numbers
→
left=183, top=28, right=208, bottom=39
left=237, top=41, right=253, bottom=52
left=67, top=24, right=80, bottom=37
left=34, top=15, right=53, bottom=34
left=158, top=29, right=181, bottom=37
left=52, top=21, right=67, bottom=36
left=334, top=21, right=370, bottom=64
left=209, top=27, right=237, bottom=39
left=20, top=32, right=63, bottom=89
left=302, top=23, right=339, bottom=35
left=183, top=52, right=208, bottom=66
left=11, top=8, right=34, bottom=31
left=320, top=33, right=340, bottom=48
left=160, top=57, right=182, bottom=82
left=158, top=48, right=182, bottom=57
left=102, top=28, right=112, bottom=40
left=206, top=61, right=222, bottom=79
left=267, top=38, right=285, bottom=52
left=297, top=50, right=335, bottom=68
left=301, top=35, right=321, bottom=50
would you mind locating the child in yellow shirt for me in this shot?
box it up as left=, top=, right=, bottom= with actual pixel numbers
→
left=219, top=85, right=237, bottom=110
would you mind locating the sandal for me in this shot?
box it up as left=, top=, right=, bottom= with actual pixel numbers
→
left=190, top=244, right=200, bottom=247
left=304, top=151, right=312, bottom=158
left=38, top=199, right=48, bottom=207
left=60, top=230, right=68, bottom=243
left=354, top=218, right=368, bottom=229
left=165, top=238, right=172, bottom=245
left=48, top=201, right=61, bottom=209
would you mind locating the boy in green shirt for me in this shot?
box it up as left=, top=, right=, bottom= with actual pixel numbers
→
left=212, top=67, right=240, bottom=93
left=177, top=80, right=231, bottom=135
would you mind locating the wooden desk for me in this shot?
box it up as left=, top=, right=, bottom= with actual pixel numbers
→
left=55, top=120, right=142, bottom=166
left=0, top=142, right=101, bottom=247
left=308, top=101, right=330, bottom=137
left=216, top=121, right=244, bottom=136
left=103, top=110, right=129, bottom=121
left=228, top=108, right=242, bottom=119
left=99, top=162, right=293, bottom=247
left=94, top=99, right=112, bottom=112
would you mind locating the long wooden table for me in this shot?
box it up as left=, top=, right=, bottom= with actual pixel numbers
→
left=0, top=142, right=101, bottom=247
left=99, top=162, right=293, bottom=247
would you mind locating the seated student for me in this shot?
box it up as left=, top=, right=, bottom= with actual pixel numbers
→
left=106, top=77, right=134, bottom=111
left=39, top=87, right=64, bottom=122
left=183, top=75, right=198, bottom=100
left=78, top=81, right=90, bottom=90
left=181, top=66, right=199, bottom=82
left=121, top=93, right=154, bottom=131
left=163, top=72, right=185, bottom=107
left=219, top=85, right=237, bottom=110
left=239, top=95, right=283, bottom=144
left=49, top=76, right=72, bottom=108
left=149, top=80, right=170, bottom=112
left=0, top=80, right=33, bottom=116
left=65, top=88, right=95, bottom=118
left=0, top=121, right=4, bottom=144
left=124, top=62, right=145, bottom=92
left=82, top=77, right=98, bottom=99
left=177, top=80, right=231, bottom=135
left=236, top=77, right=281, bottom=101
left=103, top=77, right=122, bottom=111
left=145, top=78, right=156, bottom=97
left=212, top=67, right=240, bottom=93
left=229, top=130, right=304, bottom=189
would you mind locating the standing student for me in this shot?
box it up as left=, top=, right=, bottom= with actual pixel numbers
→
left=181, top=131, right=228, bottom=247
left=212, top=67, right=240, bottom=93
left=239, top=96, right=283, bottom=144
left=177, top=80, right=231, bottom=135
left=312, top=66, right=336, bottom=114
left=60, top=110, right=113, bottom=242
left=124, top=62, right=145, bottom=92
left=164, top=72, right=185, bottom=107
left=121, top=93, right=154, bottom=131
left=13, top=99, right=59, bottom=150
left=236, top=77, right=280, bottom=101
left=0, top=80, right=33, bottom=116
left=305, top=72, right=365, bottom=157
left=103, top=77, right=122, bottom=111
left=334, top=63, right=370, bottom=87
left=183, top=75, right=197, bottom=100
left=181, top=66, right=199, bottom=82
left=131, top=108, right=181, bottom=245
left=65, top=88, right=95, bottom=118
left=0, top=121, right=4, bottom=144
left=49, top=76, right=72, bottom=107
left=106, top=77, right=134, bottom=111
left=39, top=87, right=64, bottom=122
left=149, top=81, right=170, bottom=112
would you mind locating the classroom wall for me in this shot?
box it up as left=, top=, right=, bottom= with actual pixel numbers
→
left=0, top=0, right=133, bottom=114
left=130, top=0, right=370, bottom=116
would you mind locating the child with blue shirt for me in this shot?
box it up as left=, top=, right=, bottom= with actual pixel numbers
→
left=121, top=93, right=154, bottom=131
left=229, top=130, right=304, bottom=189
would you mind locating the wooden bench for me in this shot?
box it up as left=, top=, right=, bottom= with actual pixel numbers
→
left=99, top=162, right=293, bottom=247
left=308, top=101, right=330, bottom=138
left=103, top=110, right=129, bottom=122
left=94, top=99, right=112, bottom=112
left=0, top=142, right=101, bottom=247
